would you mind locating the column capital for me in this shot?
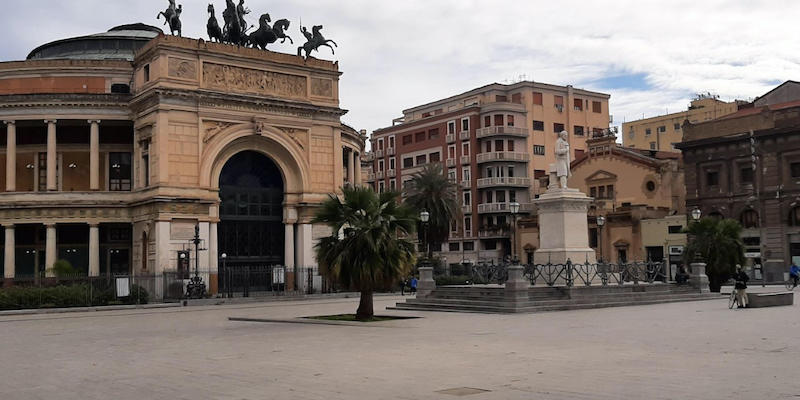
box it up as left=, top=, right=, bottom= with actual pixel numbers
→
left=45, top=223, right=57, bottom=228
left=44, top=119, right=57, bottom=125
left=3, top=224, right=14, bottom=229
left=89, top=223, right=100, bottom=228
left=3, top=120, right=14, bottom=126
left=88, top=119, right=101, bottom=125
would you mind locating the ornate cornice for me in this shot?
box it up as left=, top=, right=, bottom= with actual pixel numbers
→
left=0, top=93, right=132, bottom=109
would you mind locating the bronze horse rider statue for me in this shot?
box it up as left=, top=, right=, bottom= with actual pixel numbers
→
left=157, top=0, right=182, bottom=36
left=298, top=25, right=337, bottom=59
left=247, top=14, right=294, bottom=50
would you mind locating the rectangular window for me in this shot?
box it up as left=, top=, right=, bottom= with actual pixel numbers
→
left=494, top=140, right=504, bottom=152
left=511, top=93, right=522, bottom=104
left=416, top=155, right=427, bottom=165
left=533, top=145, right=545, bottom=155
left=791, top=162, right=800, bottom=178
left=462, top=142, right=470, bottom=156
left=390, top=179, right=396, bottom=191
left=143, top=64, right=150, bottom=82
left=461, top=118, right=469, bottom=132
left=447, top=121, right=456, bottom=134
left=658, top=126, right=666, bottom=133
left=485, top=191, right=493, bottom=203
left=378, top=160, right=384, bottom=171
left=463, top=241, right=474, bottom=251
left=674, top=123, right=681, bottom=130
left=496, top=190, right=506, bottom=203
left=574, top=126, right=585, bottom=136
left=463, top=191, right=471, bottom=206
left=507, top=166, right=514, bottom=177
left=485, top=141, right=492, bottom=153
left=390, top=158, right=396, bottom=170
left=378, top=181, right=385, bottom=193
left=668, top=225, right=683, bottom=234
left=494, top=114, right=504, bottom=126
left=448, top=169, right=456, bottom=182
left=142, top=153, right=150, bottom=187
left=645, top=128, right=652, bottom=136
left=429, top=152, right=440, bottom=163
left=448, top=145, right=456, bottom=159
left=464, top=217, right=472, bottom=232
left=37, top=152, right=47, bottom=192
left=573, top=98, right=583, bottom=111
left=509, top=190, right=516, bottom=202
left=606, top=185, right=614, bottom=199
left=109, top=152, right=132, bottom=191
left=495, top=95, right=507, bottom=102
left=507, top=115, right=514, bottom=127
left=554, top=123, right=565, bottom=132
left=403, top=157, right=413, bottom=168
left=589, top=228, right=598, bottom=248
left=650, top=142, right=657, bottom=150
left=592, top=101, right=602, bottom=113
left=590, top=187, right=597, bottom=198
left=378, top=139, right=384, bottom=150
left=389, top=136, right=395, bottom=148
left=462, top=167, right=471, bottom=182
left=428, top=128, right=440, bottom=139
left=449, top=242, right=460, bottom=252
left=554, top=95, right=564, bottom=106
left=532, top=92, right=543, bottom=105
left=533, top=120, right=544, bottom=131
left=507, top=140, right=514, bottom=152
left=415, top=131, right=426, bottom=142
left=402, top=135, right=412, bottom=145
left=740, top=167, right=753, bottom=184
left=484, top=115, right=491, bottom=128
left=598, top=186, right=606, bottom=199
left=706, top=170, right=719, bottom=187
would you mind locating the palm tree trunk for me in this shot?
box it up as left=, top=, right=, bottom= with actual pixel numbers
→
left=356, top=290, right=374, bottom=320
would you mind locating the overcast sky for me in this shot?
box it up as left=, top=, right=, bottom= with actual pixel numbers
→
left=1, top=0, right=798, bottom=134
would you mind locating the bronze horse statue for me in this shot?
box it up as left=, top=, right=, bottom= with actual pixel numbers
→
left=247, top=14, right=293, bottom=50
left=298, top=25, right=337, bottom=59
left=222, top=0, right=244, bottom=45
left=157, top=0, right=182, bottom=36
left=207, top=4, right=223, bottom=42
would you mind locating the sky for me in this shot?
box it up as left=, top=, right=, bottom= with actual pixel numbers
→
left=1, top=0, right=798, bottom=135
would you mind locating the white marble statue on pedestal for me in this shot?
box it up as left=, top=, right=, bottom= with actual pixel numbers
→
left=549, top=130, right=571, bottom=190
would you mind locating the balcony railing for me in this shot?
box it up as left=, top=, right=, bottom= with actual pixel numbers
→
left=477, top=202, right=534, bottom=214
left=365, top=152, right=375, bottom=161
left=461, top=180, right=471, bottom=188
left=376, top=170, right=385, bottom=179
left=476, top=152, right=530, bottom=163
left=461, top=205, right=472, bottom=214
left=446, top=133, right=456, bottom=143
left=460, top=131, right=471, bottom=141
left=460, top=155, right=471, bottom=165
left=476, top=126, right=529, bottom=139
left=387, top=147, right=396, bottom=156
left=476, top=177, right=531, bottom=188
left=375, top=150, right=384, bottom=158
left=446, top=159, right=457, bottom=167
left=387, top=169, right=396, bottom=178
left=366, top=173, right=375, bottom=181
left=478, top=228, right=510, bottom=238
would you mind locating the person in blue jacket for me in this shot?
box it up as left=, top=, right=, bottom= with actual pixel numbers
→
left=790, top=262, right=800, bottom=288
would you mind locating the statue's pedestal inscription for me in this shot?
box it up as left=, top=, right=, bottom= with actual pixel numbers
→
left=533, top=188, right=597, bottom=265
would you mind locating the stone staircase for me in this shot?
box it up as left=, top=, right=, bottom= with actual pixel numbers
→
left=391, top=284, right=719, bottom=314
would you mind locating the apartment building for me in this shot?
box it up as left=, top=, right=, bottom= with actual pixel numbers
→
left=367, top=81, right=610, bottom=266
left=622, top=95, right=742, bottom=152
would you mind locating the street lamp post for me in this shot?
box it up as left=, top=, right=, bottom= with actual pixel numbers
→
left=509, top=201, right=520, bottom=264
left=690, top=207, right=702, bottom=262
left=419, top=210, right=430, bottom=263
left=596, top=215, right=606, bottom=263
left=221, top=252, right=227, bottom=297
left=185, top=225, right=207, bottom=299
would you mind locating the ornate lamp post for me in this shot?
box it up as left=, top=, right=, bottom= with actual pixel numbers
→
left=690, top=207, right=702, bottom=262
left=419, top=210, right=430, bottom=261
left=220, top=252, right=227, bottom=297
left=185, top=225, right=207, bottom=299
left=596, top=215, right=606, bottom=263
left=509, top=201, right=520, bottom=264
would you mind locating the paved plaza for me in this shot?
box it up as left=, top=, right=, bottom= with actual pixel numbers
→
left=1, top=294, right=798, bottom=400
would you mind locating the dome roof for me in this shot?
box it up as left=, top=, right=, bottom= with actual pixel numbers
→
left=27, top=24, right=163, bottom=61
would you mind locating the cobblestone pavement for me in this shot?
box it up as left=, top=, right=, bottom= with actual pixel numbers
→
left=0, top=293, right=798, bottom=400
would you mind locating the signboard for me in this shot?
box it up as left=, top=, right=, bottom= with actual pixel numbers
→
left=273, top=267, right=285, bottom=284
left=116, top=277, right=130, bottom=297
left=744, top=252, right=761, bottom=258
left=669, top=246, right=684, bottom=255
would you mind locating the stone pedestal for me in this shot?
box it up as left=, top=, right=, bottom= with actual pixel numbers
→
left=417, top=266, right=435, bottom=298
left=689, top=262, right=710, bottom=293
left=533, top=188, right=597, bottom=265
left=504, top=265, right=529, bottom=301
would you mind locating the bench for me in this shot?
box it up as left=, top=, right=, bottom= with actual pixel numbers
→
left=747, top=292, right=794, bottom=308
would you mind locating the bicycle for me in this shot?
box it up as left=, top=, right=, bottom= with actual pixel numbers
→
left=785, top=276, right=798, bottom=291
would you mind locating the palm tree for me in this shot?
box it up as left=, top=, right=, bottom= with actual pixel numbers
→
left=684, top=217, right=745, bottom=292
left=403, top=163, right=460, bottom=259
left=313, top=186, right=417, bottom=320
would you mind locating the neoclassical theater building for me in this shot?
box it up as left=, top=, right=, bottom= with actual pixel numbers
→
left=0, top=24, right=364, bottom=291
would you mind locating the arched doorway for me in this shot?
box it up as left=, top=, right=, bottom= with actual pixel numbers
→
left=218, top=151, right=285, bottom=266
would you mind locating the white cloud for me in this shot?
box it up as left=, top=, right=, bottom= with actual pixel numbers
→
left=1, top=0, right=799, bottom=134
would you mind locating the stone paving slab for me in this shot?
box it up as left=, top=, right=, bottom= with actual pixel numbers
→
left=0, top=294, right=798, bottom=399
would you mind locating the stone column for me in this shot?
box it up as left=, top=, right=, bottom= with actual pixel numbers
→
left=504, top=264, right=530, bottom=307
left=689, top=261, right=710, bottom=293
left=417, top=267, right=436, bottom=298
left=4, top=225, right=14, bottom=285
left=45, top=224, right=56, bottom=277
left=208, top=222, right=218, bottom=294
left=354, top=152, right=362, bottom=186
left=296, top=223, right=314, bottom=292
left=45, top=120, right=57, bottom=191
left=89, top=120, right=100, bottom=191
left=346, top=148, right=355, bottom=186
left=89, top=224, right=100, bottom=277
left=284, top=224, right=295, bottom=270
left=4, top=121, right=16, bottom=192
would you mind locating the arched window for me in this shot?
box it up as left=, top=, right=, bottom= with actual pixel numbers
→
left=790, top=207, right=800, bottom=226
left=740, top=209, right=759, bottom=228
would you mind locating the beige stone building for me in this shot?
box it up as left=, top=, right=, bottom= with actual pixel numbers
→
left=368, top=81, right=610, bottom=266
left=622, top=95, right=743, bottom=151
left=0, top=25, right=364, bottom=293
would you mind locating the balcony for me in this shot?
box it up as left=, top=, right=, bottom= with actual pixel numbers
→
left=478, top=227, right=510, bottom=238
left=446, top=133, right=456, bottom=143
left=375, top=149, right=384, bottom=158
left=476, top=177, right=531, bottom=188
left=376, top=170, right=385, bottom=179
left=476, top=152, right=530, bottom=164
left=460, top=155, right=471, bottom=165
left=387, top=169, right=396, bottom=178
left=462, top=205, right=472, bottom=214
left=477, top=202, right=534, bottom=214
left=446, top=159, right=457, bottom=167
left=366, top=172, right=375, bottom=182
left=460, top=131, right=471, bottom=141
left=387, top=147, right=396, bottom=156
left=476, top=126, right=529, bottom=139
left=365, top=152, right=375, bottom=161
left=461, top=180, right=471, bottom=188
